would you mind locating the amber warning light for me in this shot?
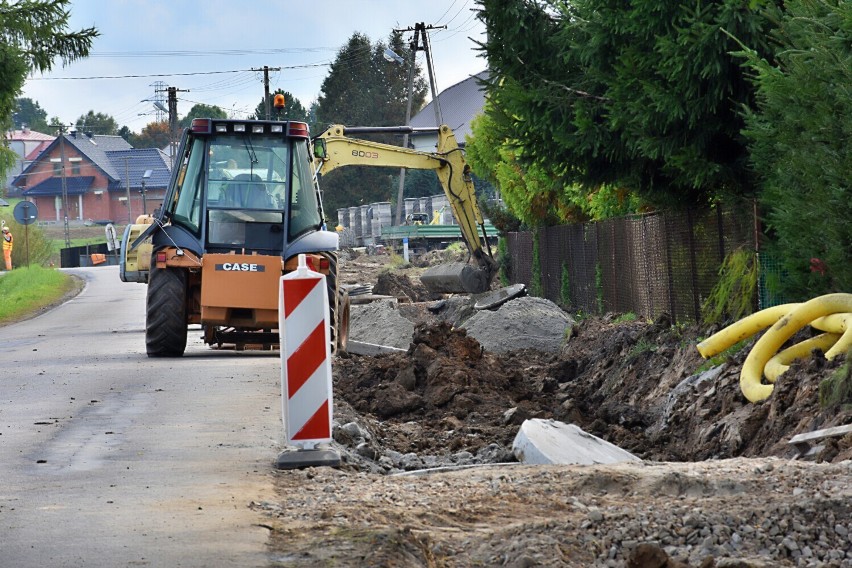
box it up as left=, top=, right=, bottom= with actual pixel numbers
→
left=273, top=94, right=286, bottom=109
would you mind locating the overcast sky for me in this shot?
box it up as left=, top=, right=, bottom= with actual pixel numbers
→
left=20, top=0, right=487, bottom=133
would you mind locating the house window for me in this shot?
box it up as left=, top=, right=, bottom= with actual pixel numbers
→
left=69, top=157, right=82, bottom=175
left=53, top=162, right=62, bottom=175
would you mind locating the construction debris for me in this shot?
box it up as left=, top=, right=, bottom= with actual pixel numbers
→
left=512, top=419, right=641, bottom=465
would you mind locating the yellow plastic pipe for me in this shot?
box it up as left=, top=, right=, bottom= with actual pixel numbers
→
left=696, top=303, right=800, bottom=358
left=741, top=294, right=852, bottom=402
left=811, top=313, right=850, bottom=333
left=764, top=332, right=841, bottom=383
left=810, top=312, right=852, bottom=359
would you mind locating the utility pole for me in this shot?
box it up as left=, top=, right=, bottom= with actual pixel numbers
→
left=252, top=66, right=282, bottom=120
left=391, top=22, right=446, bottom=225
left=55, top=123, right=71, bottom=248
left=124, top=157, right=132, bottom=223
left=420, top=23, right=444, bottom=127
left=159, top=85, right=188, bottom=167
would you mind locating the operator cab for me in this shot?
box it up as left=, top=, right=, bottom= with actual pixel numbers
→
left=163, top=119, right=322, bottom=256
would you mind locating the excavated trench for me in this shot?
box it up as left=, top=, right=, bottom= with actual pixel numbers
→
left=331, top=263, right=852, bottom=475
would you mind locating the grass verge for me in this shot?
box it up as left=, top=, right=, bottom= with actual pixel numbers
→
left=0, top=266, right=81, bottom=325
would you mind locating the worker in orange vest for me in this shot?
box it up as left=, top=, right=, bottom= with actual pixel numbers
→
left=2, top=226, right=12, bottom=270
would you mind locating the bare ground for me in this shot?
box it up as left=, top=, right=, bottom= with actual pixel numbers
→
left=262, top=250, right=852, bottom=567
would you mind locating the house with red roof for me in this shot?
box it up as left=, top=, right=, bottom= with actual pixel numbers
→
left=4, top=127, right=55, bottom=198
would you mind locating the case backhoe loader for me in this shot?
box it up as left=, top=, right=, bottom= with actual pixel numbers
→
left=120, top=117, right=495, bottom=357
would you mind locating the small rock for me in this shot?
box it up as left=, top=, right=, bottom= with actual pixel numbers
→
left=396, top=366, right=417, bottom=391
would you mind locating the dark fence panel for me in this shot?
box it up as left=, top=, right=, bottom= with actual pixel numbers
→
left=60, top=243, right=118, bottom=268
left=506, top=202, right=756, bottom=323
left=506, top=231, right=533, bottom=287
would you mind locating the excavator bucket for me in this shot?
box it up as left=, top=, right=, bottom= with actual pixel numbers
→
left=420, top=262, right=491, bottom=295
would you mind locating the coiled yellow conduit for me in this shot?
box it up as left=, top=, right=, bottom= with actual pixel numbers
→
left=696, top=294, right=852, bottom=403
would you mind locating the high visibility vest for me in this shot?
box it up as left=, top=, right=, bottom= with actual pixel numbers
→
left=2, top=233, right=11, bottom=251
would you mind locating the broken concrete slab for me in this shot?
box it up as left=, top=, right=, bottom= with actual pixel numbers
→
left=512, top=419, right=641, bottom=465
left=346, top=340, right=408, bottom=356
left=789, top=423, right=852, bottom=459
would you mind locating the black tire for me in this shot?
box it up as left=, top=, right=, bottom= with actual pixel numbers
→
left=322, top=252, right=350, bottom=355
left=146, top=264, right=188, bottom=357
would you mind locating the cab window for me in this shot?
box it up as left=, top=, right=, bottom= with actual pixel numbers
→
left=171, top=137, right=205, bottom=233
left=288, top=140, right=321, bottom=238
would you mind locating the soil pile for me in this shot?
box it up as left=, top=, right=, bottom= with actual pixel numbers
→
left=333, top=316, right=851, bottom=471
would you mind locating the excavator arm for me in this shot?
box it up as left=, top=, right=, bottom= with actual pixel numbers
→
left=312, top=124, right=497, bottom=294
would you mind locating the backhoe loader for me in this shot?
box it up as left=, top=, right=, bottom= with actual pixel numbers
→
left=120, top=117, right=495, bottom=357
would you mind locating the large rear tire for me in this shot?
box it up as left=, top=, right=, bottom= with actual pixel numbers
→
left=146, top=264, right=188, bottom=357
left=322, top=252, right=350, bottom=355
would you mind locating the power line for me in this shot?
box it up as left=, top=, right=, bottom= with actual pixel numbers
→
left=27, top=63, right=331, bottom=81
left=86, top=47, right=338, bottom=58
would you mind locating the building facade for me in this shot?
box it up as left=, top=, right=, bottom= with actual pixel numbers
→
left=12, top=131, right=171, bottom=225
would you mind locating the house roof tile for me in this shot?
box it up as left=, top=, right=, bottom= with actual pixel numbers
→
left=106, top=148, right=172, bottom=191
left=409, top=71, right=488, bottom=144
left=5, top=129, right=55, bottom=142
left=22, top=176, right=95, bottom=197
left=63, top=133, right=132, bottom=180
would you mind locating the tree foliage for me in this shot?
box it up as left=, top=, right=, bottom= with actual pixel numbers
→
left=75, top=110, right=118, bottom=135
left=178, top=103, right=227, bottom=129
left=476, top=0, right=774, bottom=221
left=249, top=89, right=307, bottom=123
left=13, top=97, right=49, bottom=132
left=133, top=121, right=170, bottom=149
left=0, top=0, right=97, bottom=176
left=465, top=105, right=643, bottom=226
left=739, top=0, right=851, bottom=298
left=5, top=219, right=54, bottom=267
left=314, top=32, right=428, bottom=216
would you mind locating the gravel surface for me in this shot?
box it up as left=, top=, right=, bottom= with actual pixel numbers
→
left=263, top=458, right=852, bottom=567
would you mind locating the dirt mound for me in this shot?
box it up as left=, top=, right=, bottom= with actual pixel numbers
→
left=372, top=270, right=438, bottom=303
left=333, top=318, right=852, bottom=472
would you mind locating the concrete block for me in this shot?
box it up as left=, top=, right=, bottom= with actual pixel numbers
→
left=512, top=419, right=641, bottom=465
left=346, top=340, right=408, bottom=356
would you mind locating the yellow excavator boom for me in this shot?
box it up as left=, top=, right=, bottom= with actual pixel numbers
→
left=311, top=124, right=497, bottom=294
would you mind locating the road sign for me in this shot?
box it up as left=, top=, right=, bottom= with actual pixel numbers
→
left=13, top=201, right=38, bottom=225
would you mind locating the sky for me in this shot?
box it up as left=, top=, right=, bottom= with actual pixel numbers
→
left=20, top=0, right=487, bottom=133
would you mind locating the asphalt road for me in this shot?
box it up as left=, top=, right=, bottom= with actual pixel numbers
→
left=0, top=266, right=283, bottom=567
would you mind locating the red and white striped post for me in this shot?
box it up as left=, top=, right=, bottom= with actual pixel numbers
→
left=276, top=254, right=340, bottom=469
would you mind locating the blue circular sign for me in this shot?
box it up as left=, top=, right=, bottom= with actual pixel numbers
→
left=13, top=201, right=38, bottom=225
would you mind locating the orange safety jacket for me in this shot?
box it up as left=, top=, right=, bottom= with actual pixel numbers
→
left=2, top=232, right=12, bottom=251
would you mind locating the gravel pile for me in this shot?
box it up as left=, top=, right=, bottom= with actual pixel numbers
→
left=350, top=294, right=575, bottom=355
left=331, top=415, right=515, bottom=475
left=583, top=459, right=852, bottom=567
left=349, top=299, right=414, bottom=349
left=462, top=295, right=575, bottom=354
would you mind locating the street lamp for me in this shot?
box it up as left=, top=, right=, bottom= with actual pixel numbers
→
left=141, top=169, right=152, bottom=215
left=383, top=48, right=405, bottom=65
